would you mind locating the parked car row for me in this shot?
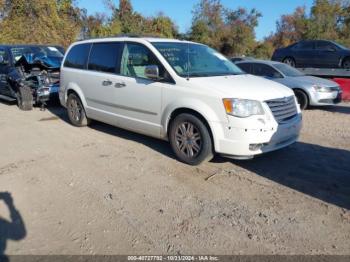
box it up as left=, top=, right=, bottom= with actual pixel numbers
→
left=0, top=37, right=345, bottom=166
left=234, top=60, right=342, bottom=109
left=271, top=40, right=350, bottom=69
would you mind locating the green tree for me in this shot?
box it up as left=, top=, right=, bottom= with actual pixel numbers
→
left=0, top=0, right=81, bottom=47
left=189, top=0, right=261, bottom=56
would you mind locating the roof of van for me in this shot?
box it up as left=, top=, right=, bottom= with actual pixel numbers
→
left=76, top=36, right=197, bottom=45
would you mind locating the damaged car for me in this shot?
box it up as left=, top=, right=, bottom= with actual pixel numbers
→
left=0, top=45, right=63, bottom=110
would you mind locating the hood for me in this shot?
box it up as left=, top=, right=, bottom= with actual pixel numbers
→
left=186, top=74, right=294, bottom=101
left=15, top=54, right=62, bottom=70
left=277, top=75, right=339, bottom=88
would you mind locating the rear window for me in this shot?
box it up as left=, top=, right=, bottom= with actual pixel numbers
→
left=236, top=63, right=253, bottom=74
left=88, top=42, right=123, bottom=74
left=64, top=43, right=91, bottom=69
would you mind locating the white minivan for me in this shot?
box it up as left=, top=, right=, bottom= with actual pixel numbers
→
left=60, top=37, right=302, bottom=165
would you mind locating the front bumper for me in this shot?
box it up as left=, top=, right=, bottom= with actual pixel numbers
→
left=309, top=89, right=342, bottom=106
left=213, top=114, right=302, bottom=158
left=36, top=83, right=59, bottom=103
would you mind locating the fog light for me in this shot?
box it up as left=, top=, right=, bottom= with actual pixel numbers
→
left=249, top=143, right=264, bottom=151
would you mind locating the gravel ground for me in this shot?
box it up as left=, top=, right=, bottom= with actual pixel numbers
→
left=0, top=101, right=349, bottom=255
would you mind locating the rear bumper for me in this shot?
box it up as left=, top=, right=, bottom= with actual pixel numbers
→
left=213, top=114, right=302, bottom=158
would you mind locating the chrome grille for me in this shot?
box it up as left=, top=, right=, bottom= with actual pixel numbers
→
left=265, top=96, right=298, bottom=123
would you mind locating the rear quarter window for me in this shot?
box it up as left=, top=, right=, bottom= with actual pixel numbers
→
left=64, top=43, right=91, bottom=69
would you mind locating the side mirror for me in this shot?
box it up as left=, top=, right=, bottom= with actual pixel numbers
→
left=145, top=65, right=160, bottom=80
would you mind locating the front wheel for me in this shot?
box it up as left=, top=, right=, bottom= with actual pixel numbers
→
left=66, top=93, right=91, bottom=127
left=169, top=113, right=214, bottom=165
left=342, top=58, right=350, bottom=69
left=283, top=57, right=296, bottom=67
left=17, top=85, right=33, bottom=111
left=294, top=90, right=309, bottom=110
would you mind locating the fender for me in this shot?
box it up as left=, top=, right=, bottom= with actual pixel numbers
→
left=64, top=82, right=88, bottom=108
left=161, top=98, right=228, bottom=143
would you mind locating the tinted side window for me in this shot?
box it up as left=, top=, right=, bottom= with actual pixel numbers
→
left=64, top=44, right=91, bottom=69
left=88, top=42, right=123, bottom=74
left=236, top=63, right=253, bottom=74
left=316, top=41, right=336, bottom=51
left=253, top=64, right=281, bottom=78
left=121, top=43, right=166, bottom=80
left=295, top=41, right=314, bottom=50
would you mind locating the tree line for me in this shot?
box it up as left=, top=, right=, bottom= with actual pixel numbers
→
left=0, top=0, right=349, bottom=59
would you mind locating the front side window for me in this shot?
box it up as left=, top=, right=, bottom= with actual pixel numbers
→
left=152, top=42, right=243, bottom=77
left=120, top=43, right=166, bottom=80
left=64, top=43, right=91, bottom=69
left=294, top=41, right=314, bottom=50
left=253, top=64, right=283, bottom=78
left=88, top=42, right=123, bottom=74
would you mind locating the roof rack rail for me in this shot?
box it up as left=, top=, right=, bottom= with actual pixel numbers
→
left=114, top=33, right=163, bottom=38
left=78, top=33, right=165, bottom=41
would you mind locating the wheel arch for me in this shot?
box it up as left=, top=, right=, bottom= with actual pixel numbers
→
left=340, top=55, right=350, bottom=67
left=292, top=87, right=310, bottom=108
left=64, top=83, right=87, bottom=108
left=162, top=102, right=225, bottom=152
left=167, top=108, right=214, bottom=142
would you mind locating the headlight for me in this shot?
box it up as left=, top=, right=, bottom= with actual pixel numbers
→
left=223, top=98, right=264, bottom=118
left=313, top=85, right=333, bottom=93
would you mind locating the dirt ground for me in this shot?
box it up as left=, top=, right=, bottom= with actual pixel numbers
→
left=0, top=101, right=349, bottom=256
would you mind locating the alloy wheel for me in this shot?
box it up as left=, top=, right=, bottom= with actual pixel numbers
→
left=343, top=60, right=350, bottom=69
left=175, top=122, right=202, bottom=158
left=68, top=98, right=83, bottom=122
left=284, top=58, right=295, bottom=67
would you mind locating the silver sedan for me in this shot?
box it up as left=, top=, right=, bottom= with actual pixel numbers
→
left=235, top=60, right=343, bottom=109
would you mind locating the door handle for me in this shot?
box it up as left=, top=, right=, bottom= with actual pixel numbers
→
left=115, top=82, right=126, bottom=88
left=102, top=80, right=113, bottom=86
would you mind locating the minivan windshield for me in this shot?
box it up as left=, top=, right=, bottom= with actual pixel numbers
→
left=152, top=42, right=244, bottom=77
left=273, top=63, right=304, bottom=77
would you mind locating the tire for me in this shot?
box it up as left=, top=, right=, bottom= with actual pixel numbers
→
left=342, top=57, right=350, bottom=69
left=169, top=113, right=214, bottom=165
left=294, top=89, right=308, bottom=110
left=66, top=93, right=91, bottom=127
left=17, top=85, right=33, bottom=111
left=283, top=57, right=296, bottom=67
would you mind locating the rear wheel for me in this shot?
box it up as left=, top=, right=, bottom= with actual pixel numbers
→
left=17, top=85, right=33, bottom=111
left=294, top=89, right=308, bottom=110
left=169, top=113, right=213, bottom=165
left=67, top=93, right=90, bottom=127
left=283, top=57, right=296, bottom=67
left=342, top=57, right=350, bottom=69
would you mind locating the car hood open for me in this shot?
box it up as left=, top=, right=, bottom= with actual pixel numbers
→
left=186, top=74, right=294, bottom=101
